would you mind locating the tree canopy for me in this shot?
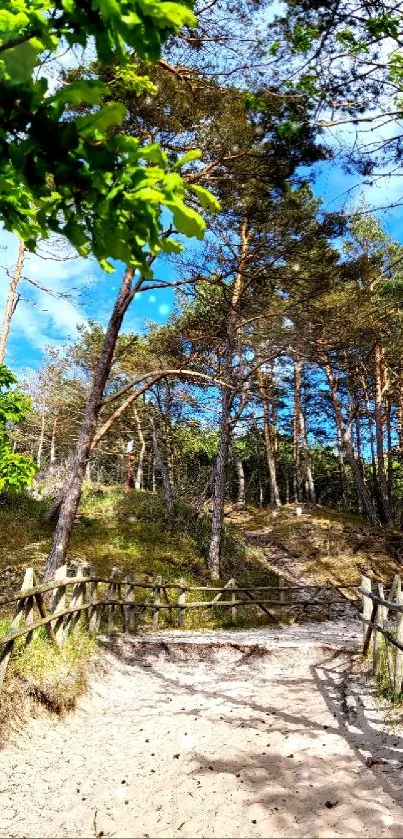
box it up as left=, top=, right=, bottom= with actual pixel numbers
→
left=0, top=0, right=212, bottom=269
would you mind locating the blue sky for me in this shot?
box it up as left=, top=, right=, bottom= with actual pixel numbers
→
left=2, top=116, right=403, bottom=377
left=0, top=227, right=179, bottom=376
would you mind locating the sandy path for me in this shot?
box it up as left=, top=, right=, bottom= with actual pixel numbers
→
left=1, top=622, right=403, bottom=838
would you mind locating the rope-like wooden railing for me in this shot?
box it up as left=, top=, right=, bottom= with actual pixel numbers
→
left=360, top=574, right=403, bottom=694
left=0, top=565, right=358, bottom=693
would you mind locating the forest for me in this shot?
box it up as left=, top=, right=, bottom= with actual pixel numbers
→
left=2, top=0, right=403, bottom=587
left=5, top=4, right=403, bottom=838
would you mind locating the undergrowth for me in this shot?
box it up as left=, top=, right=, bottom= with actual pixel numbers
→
left=0, top=622, right=97, bottom=745
left=374, top=633, right=403, bottom=705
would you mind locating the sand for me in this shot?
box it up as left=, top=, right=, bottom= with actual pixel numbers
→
left=1, top=621, right=403, bottom=838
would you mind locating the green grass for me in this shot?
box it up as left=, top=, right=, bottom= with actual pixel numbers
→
left=11, top=623, right=97, bottom=709
left=227, top=503, right=402, bottom=589
left=372, top=632, right=403, bottom=705
left=0, top=486, right=281, bottom=632
left=0, top=621, right=98, bottom=744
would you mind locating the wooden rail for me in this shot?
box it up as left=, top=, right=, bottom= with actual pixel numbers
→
left=360, top=574, right=403, bottom=694
left=0, top=564, right=358, bottom=693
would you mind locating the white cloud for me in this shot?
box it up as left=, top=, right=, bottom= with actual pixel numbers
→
left=158, top=303, right=170, bottom=316
left=148, top=294, right=156, bottom=303
left=0, top=228, right=92, bottom=363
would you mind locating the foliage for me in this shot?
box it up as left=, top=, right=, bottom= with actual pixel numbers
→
left=271, top=0, right=403, bottom=175
left=0, top=0, right=214, bottom=270
left=10, top=623, right=96, bottom=712
left=0, top=365, right=36, bottom=491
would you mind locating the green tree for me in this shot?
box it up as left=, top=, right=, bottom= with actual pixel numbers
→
left=0, top=0, right=207, bottom=268
left=0, top=365, right=36, bottom=491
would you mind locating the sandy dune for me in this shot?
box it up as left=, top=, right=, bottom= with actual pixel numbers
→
left=1, top=622, right=403, bottom=838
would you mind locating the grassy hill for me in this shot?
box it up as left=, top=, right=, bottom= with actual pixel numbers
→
left=1, top=487, right=401, bottom=603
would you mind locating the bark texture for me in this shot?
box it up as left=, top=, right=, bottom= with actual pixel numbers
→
left=44, top=267, right=136, bottom=580
left=0, top=241, right=25, bottom=365
left=208, top=219, right=249, bottom=578
left=324, top=360, right=380, bottom=527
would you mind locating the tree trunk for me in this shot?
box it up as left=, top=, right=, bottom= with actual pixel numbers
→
left=150, top=416, right=174, bottom=514
left=50, top=414, right=57, bottom=466
left=0, top=240, right=25, bottom=365
left=386, top=395, right=393, bottom=511
left=233, top=445, right=245, bottom=509
left=285, top=470, right=290, bottom=504
left=362, top=375, right=379, bottom=499
left=85, top=461, right=92, bottom=484
left=37, top=411, right=45, bottom=469
left=398, top=370, right=403, bottom=459
left=299, top=406, right=316, bottom=503
left=355, top=411, right=364, bottom=473
left=133, top=405, right=146, bottom=490
left=43, top=267, right=136, bottom=580
left=293, top=355, right=302, bottom=502
left=324, top=360, right=380, bottom=526
left=209, top=387, right=231, bottom=579
left=208, top=219, right=249, bottom=577
left=265, top=406, right=281, bottom=506
left=257, top=370, right=281, bottom=507
left=374, top=342, right=392, bottom=522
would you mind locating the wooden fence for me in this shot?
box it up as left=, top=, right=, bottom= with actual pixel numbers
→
left=360, top=573, right=403, bottom=693
left=0, top=563, right=358, bottom=692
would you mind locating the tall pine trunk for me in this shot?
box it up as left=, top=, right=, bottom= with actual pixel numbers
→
left=209, top=388, right=232, bottom=579
left=293, top=356, right=302, bottom=501
left=386, top=396, right=393, bottom=511
left=299, top=406, right=316, bottom=503
left=0, top=241, right=25, bottom=365
left=208, top=219, right=249, bottom=578
left=233, top=445, right=246, bottom=509
left=150, top=416, right=174, bottom=513
left=374, top=342, right=392, bottom=522
left=324, top=361, right=380, bottom=526
left=133, top=405, right=145, bottom=490
left=50, top=414, right=57, bottom=466
left=37, top=411, right=45, bottom=469
left=257, top=369, right=281, bottom=507
left=44, top=267, right=136, bottom=580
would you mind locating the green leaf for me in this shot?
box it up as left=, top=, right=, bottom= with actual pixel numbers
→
left=269, top=40, right=281, bottom=56
left=174, top=149, right=202, bottom=169
left=139, top=143, right=168, bottom=166
left=77, top=101, right=127, bottom=138
left=188, top=184, right=220, bottom=211
left=55, top=80, right=110, bottom=106
left=167, top=198, right=206, bottom=239
left=0, top=41, right=41, bottom=84
left=159, top=238, right=182, bottom=254
left=100, top=258, right=115, bottom=273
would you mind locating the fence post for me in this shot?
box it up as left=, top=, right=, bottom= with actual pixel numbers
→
left=0, top=567, right=34, bottom=689
left=394, top=578, right=403, bottom=695
left=373, top=583, right=384, bottom=676
left=89, top=566, right=101, bottom=635
left=229, top=578, right=236, bottom=623
left=51, top=563, right=68, bottom=646
left=153, top=575, right=162, bottom=629
left=326, top=582, right=332, bottom=620
left=124, top=574, right=135, bottom=634
left=178, top=578, right=186, bottom=627
left=32, top=571, right=58, bottom=646
left=279, top=575, right=285, bottom=605
left=23, top=568, right=35, bottom=646
left=107, top=568, right=119, bottom=633
left=69, top=564, right=86, bottom=633
left=361, top=575, right=372, bottom=650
